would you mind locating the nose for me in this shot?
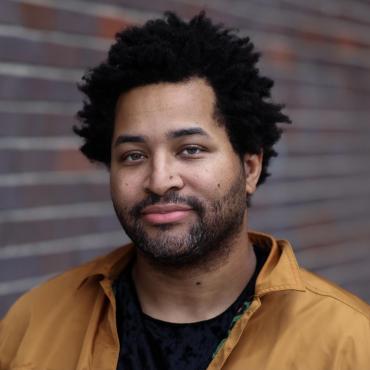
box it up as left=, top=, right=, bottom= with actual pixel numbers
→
left=144, top=153, right=184, bottom=196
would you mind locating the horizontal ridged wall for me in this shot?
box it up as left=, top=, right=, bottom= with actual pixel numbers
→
left=1, top=0, right=369, bottom=316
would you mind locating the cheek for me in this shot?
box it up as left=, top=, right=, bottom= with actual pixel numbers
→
left=185, top=168, right=232, bottom=199
left=110, top=172, right=137, bottom=204
left=192, top=159, right=244, bottom=199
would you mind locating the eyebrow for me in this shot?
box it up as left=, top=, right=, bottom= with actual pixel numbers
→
left=114, top=135, right=146, bottom=147
left=166, top=127, right=210, bottom=139
left=114, top=127, right=210, bottom=148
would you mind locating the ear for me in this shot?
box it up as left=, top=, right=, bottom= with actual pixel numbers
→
left=242, top=152, right=263, bottom=195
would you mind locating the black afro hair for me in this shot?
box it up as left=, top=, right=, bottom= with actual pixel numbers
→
left=74, top=11, right=291, bottom=186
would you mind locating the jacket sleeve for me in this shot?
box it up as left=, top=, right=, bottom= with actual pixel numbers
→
left=0, top=293, right=31, bottom=370
left=335, top=311, right=370, bottom=370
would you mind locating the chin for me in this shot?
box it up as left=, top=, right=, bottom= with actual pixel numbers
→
left=146, top=220, right=193, bottom=232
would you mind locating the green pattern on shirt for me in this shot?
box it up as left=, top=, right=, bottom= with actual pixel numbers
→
left=212, top=300, right=251, bottom=358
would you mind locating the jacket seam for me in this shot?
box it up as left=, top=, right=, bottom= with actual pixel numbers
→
left=305, top=283, right=370, bottom=321
left=259, top=284, right=301, bottom=291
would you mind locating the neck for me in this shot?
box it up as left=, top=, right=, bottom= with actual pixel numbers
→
left=131, top=230, right=256, bottom=323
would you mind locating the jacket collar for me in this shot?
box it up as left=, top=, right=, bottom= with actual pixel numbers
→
left=76, top=244, right=135, bottom=289
left=249, top=231, right=306, bottom=296
left=77, top=231, right=306, bottom=294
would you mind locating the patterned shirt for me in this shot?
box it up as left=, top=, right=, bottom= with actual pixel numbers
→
left=115, top=246, right=267, bottom=370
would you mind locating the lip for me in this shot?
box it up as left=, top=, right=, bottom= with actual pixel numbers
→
left=141, top=204, right=192, bottom=224
left=142, top=204, right=192, bottom=214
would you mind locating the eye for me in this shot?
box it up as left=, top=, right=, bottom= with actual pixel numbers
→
left=121, top=151, right=146, bottom=164
left=179, top=145, right=205, bottom=157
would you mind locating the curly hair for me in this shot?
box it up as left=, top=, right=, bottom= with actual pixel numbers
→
left=75, top=11, right=291, bottom=186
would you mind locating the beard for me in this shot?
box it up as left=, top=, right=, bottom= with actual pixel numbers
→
left=112, top=166, right=248, bottom=269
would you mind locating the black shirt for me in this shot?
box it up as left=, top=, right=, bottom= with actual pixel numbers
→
left=115, top=247, right=267, bottom=370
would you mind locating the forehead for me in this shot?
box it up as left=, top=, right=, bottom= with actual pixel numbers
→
left=113, top=78, right=221, bottom=137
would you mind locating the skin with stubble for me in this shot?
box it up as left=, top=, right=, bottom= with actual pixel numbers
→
left=110, top=78, right=262, bottom=323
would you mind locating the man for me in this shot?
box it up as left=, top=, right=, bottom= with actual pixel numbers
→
left=1, top=11, right=369, bottom=370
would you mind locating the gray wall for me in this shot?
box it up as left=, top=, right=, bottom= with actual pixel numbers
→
left=1, top=0, right=370, bottom=316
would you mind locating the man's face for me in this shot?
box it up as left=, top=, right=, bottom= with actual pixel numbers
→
left=110, top=78, right=261, bottom=267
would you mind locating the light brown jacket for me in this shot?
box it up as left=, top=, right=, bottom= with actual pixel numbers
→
left=1, top=232, right=369, bottom=370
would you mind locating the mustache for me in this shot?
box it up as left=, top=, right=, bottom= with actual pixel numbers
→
left=130, top=192, right=205, bottom=219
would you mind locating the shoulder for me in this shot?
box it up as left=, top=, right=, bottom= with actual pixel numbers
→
left=292, top=267, right=370, bottom=353
left=260, top=231, right=370, bottom=322
left=296, top=269, right=370, bottom=365
left=3, top=245, right=132, bottom=314
left=0, top=245, right=133, bottom=367
left=300, top=267, right=370, bottom=322
left=4, top=253, right=105, bottom=316
left=253, top=231, right=369, bottom=332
